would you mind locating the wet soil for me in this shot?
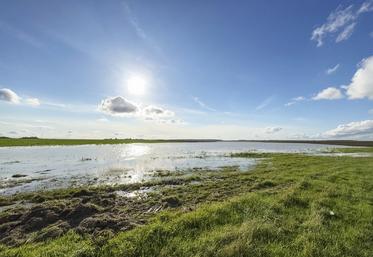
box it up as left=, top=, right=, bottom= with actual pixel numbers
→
left=0, top=166, right=280, bottom=246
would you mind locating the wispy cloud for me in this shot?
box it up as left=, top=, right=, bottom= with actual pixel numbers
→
left=285, top=96, right=305, bottom=107
left=25, top=98, right=40, bottom=107
left=122, top=2, right=147, bottom=40
left=326, top=64, right=340, bottom=75
left=311, top=1, right=373, bottom=47
left=0, top=21, right=43, bottom=48
left=256, top=96, right=274, bottom=110
left=192, top=96, right=216, bottom=112
left=358, top=0, right=373, bottom=14
left=122, top=1, right=161, bottom=54
left=335, top=22, right=356, bottom=42
left=179, top=107, right=207, bottom=116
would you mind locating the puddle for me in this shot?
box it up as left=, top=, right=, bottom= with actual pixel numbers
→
left=115, top=188, right=153, bottom=199
left=310, top=152, right=373, bottom=157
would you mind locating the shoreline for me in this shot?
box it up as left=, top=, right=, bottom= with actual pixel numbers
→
left=1, top=137, right=373, bottom=147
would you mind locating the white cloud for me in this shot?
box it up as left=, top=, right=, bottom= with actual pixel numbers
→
left=99, top=96, right=139, bottom=116
left=285, top=96, right=306, bottom=106
left=326, top=64, right=340, bottom=75
left=311, top=5, right=355, bottom=46
left=345, top=56, right=373, bottom=99
left=142, top=105, right=174, bottom=118
left=368, top=109, right=373, bottom=114
left=99, top=96, right=177, bottom=123
left=323, top=120, right=373, bottom=137
left=0, top=88, right=20, bottom=103
left=336, top=22, right=356, bottom=42
left=311, top=1, right=373, bottom=46
left=312, top=87, right=344, bottom=100
left=358, top=0, right=373, bottom=14
left=265, top=127, right=283, bottom=134
left=0, top=88, right=42, bottom=106
left=192, top=96, right=216, bottom=112
left=26, top=98, right=40, bottom=106
left=293, top=96, right=305, bottom=101
left=370, top=31, right=373, bottom=38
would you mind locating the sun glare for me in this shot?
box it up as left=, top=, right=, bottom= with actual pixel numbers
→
left=127, top=76, right=147, bottom=95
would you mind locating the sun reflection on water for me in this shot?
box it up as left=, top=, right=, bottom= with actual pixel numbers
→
left=120, top=144, right=150, bottom=160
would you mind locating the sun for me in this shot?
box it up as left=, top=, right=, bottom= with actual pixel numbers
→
left=127, top=76, right=147, bottom=95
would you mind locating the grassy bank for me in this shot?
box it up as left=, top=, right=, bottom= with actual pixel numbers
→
left=0, top=138, right=220, bottom=147
left=1, top=150, right=373, bottom=256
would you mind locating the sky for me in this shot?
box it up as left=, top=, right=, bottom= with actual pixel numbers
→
left=1, top=0, right=373, bottom=140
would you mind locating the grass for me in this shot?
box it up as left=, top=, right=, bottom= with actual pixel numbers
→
left=1, top=150, right=373, bottom=256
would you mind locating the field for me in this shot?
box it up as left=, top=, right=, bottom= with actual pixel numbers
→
left=0, top=148, right=372, bottom=256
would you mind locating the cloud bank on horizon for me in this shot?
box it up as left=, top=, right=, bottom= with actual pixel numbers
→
left=1, top=0, right=373, bottom=140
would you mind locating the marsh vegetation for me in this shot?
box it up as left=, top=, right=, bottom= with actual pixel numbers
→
left=0, top=148, right=372, bottom=257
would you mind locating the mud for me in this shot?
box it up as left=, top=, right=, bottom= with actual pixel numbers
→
left=0, top=166, right=276, bottom=247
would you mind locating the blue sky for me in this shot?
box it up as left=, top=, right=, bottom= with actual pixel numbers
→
left=1, top=0, right=373, bottom=139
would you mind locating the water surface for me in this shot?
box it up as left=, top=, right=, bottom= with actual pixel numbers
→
left=0, top=142, right=340, bottom=195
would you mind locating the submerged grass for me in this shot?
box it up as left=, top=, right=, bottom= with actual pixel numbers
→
left=325, top=147, right=373, bottom=153
left=1, top=150, right=373, bottom=256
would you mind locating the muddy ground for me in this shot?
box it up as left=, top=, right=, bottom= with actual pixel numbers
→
left=0, top=165, right=282, bottom=246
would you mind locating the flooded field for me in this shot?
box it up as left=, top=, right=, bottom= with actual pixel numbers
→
left=0, top=142, right=341, bottom=195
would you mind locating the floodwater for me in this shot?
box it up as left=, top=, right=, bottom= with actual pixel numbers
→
left=0, top=142, right=340, bottom=195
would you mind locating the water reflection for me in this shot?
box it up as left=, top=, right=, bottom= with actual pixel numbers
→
left=120, top=144, right=150, bottom=160
left=0, top=142, right=341, bottom=195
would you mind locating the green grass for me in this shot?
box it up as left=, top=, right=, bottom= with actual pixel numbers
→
left=1, top=151, right=373, bottom=256
left=230, top=151, right=279, bottom=158
left=0, top=138, right=215, bottom=147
